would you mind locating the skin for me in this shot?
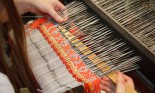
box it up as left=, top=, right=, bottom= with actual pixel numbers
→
left=100, top=71, right=135, bottom=93
left=0, top=0, right=135, bottom=93
left=0, top=0, right=68, bottom=24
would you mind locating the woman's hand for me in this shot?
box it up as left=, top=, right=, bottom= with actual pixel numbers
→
left=100, top=71, right=135, bottom=93
left=115, top=72, right=134, bottom=93
left=100, top=76, right=115, bottom=93
left=14, top=0, right=67, bottom=22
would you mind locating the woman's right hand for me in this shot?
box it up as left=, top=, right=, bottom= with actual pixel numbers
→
left=115, top=71, right=135, bottom=93
left=100, top=71, right=135, bottom=93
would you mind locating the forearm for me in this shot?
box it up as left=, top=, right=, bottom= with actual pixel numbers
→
left=14, top=0, right=32, bottom=15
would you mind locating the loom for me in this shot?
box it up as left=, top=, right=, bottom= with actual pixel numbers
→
left=25, top=0, right=155, bottom=93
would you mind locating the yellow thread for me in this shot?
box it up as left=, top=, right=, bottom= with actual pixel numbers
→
left=41, top=26, right=89, bottom=82
left=58, top=26, right=111, bottom=74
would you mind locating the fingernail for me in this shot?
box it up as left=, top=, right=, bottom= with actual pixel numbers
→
left=59, top=17, right=63, bottom=22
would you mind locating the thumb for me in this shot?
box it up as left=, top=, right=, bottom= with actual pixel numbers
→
left=116, top=73, right=125, bottom=93
left=48, top=7, right=63, bottom=23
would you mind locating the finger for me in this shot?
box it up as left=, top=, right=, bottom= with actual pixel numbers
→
left=100, top=84, right=113, bottom=93
left=100, top=80, right=112, bottom=89
left=116, top=71, right=134, bottom=88
left=101, top=76, right=114, bottom=85
left=116, top=73, right=125, bottom=93
left=101, top=76, right=110, bottom=81
left=49, top=1, right=68, bottom=22
left=115, top=70, right=121, bottom=74
left=56, top=10, right=68, bottom=22
left=57, top=1, right=68, bottom=21
left=56, top=1, right=66, bottom=11
left=122, top=74, right=134, bottom=88
left=48, top=7, right=63, bottom=23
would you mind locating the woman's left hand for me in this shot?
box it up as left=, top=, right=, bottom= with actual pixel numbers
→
left=15, top=0, right=68, bottom=22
